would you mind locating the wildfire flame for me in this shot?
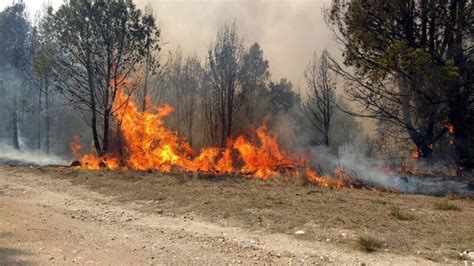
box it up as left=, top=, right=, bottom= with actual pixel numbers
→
left=71, top=87, right=329, bottom=181
left=411, top=149, right=420, bottom=161
left=446, top=123, right=455, bottom=135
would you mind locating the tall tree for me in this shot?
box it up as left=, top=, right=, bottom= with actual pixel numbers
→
left=240, top=42, right=270, bottom=127
left=0, top=3, right=31, bottom=150
left=180, top=55, right=203, bottom=146
left=268, top=79, right=299, bottom=114
left=208, top=22, right=244, bottom=147
left=327, top=0, right=473, bottom=168
left=168, top=47, right=184, bottom=135
left=140, top=2, right=158, bottom=112
left=29, top=7, right=58, bottom=153
left=49, top=0, right=160, bottom=157
left=303, top=50, right=336, bottom=146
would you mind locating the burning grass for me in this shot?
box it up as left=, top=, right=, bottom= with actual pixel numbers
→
left=65, top=82, right=474, bottom=196
left=69, top=86, right=347, bottom=189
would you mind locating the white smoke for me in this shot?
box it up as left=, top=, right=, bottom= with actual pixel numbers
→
left=0, top=143, right=68, bottom=166
left=309, top=144, right=472, bottom=195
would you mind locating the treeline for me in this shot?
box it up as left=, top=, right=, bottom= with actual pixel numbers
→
left=0, top=1, right=362, bottom=159
left=0, top=0, right=471, bottom=172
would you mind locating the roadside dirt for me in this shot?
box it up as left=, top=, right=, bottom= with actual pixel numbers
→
left=0, top=165, right=473, bottom=265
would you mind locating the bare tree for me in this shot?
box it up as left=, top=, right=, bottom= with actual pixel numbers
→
left=180, top=55, right=203, bottom=146
left=303, top=50, right=336, bottom=146
left=139, top=2, right=159, bottom=113
left=202, top=69, right=220, bottom=146
left=207, top=21, right=244, bottom=147
left=168, top=48, right=184, bottom=135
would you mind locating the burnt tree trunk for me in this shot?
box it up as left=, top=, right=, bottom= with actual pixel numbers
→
left=448, top=0, right=471, bottom=170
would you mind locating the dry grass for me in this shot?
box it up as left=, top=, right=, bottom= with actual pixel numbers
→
left=355, top=235, right=382, bottom=253
left=390, top=207, right=415, bottom=221
left=13, top=166, right=474, bottom=262
left=434, top=201, right=461, bottom=211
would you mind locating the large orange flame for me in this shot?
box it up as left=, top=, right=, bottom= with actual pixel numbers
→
left=70, top=86, right=344, bottom=187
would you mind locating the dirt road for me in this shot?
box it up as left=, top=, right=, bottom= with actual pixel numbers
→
left=0, top=166, right=469, bottom=265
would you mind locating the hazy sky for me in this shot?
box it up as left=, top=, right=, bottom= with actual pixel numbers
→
left=1, top=0, right=340, bottom=88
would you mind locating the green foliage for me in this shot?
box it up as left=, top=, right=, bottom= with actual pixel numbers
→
left=0, top=3, right=31, bottom=69
left=46, top=0, right=161, bottom=156
left=327, top=0, right=473, bottom=165
left=268, top=79, right=299, bottom=113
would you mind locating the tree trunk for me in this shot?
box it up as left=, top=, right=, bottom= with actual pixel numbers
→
left=398, top=78, right=436, bottom=160
left=37, top=90, right=42, bottom=151
left=45, top=80, right=50, bottom=154
left=11, top=96, right=20, bottom=150
left=449, top=90, right=471, bottom=169
left=449, top=0, right=471, bottom=170
left=86, top=60, right=102, bottom=157
left=102, top=112, right=110, bottom=155
left=142, top=59, right=149, bottom=112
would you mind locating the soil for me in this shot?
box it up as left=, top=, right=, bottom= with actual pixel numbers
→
left=0, top=165, right=473, bottom=265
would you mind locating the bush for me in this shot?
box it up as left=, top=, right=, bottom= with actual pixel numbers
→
left=390, top=207, right=414, bottom=221
left=434, top=201, right=461, bottom=211
left=355, top=235, right=382, bottom=253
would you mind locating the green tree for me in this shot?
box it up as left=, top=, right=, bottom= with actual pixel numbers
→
left=0, top=3, right=31, bottom=150
left=49, top=0, right=160, bottom=157
left=240, top=42, right=271, bottom=127
left=268, top=79, right=300, bottom=114
left=327, top=0, right=473, bottom=168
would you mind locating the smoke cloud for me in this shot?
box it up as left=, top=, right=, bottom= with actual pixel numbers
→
left=134, top=0, right=337, bottom=85
left=0, top=143, right=68, bottom=166
left=309, top=145, right=473, bottom=195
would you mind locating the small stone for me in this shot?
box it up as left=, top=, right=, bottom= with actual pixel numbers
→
left=294, top=230, right=305, bottom=235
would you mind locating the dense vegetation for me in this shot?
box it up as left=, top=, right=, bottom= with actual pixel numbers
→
left=0, top=0, right=472, bottom=174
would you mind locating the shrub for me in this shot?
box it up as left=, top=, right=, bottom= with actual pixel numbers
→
left=434, top=201, right=461, bottom=211
left=355, top=235, right=382, bottom=253
left=390, top=207, right=414, bottom=221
